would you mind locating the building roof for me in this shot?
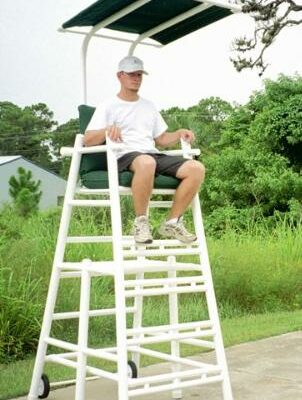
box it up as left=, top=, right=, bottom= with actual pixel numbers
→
left=0, top=156, right=66, bottom=182
left=0, top=156, right=21, bottom=166
left=62, top=0, right=235, bottom=46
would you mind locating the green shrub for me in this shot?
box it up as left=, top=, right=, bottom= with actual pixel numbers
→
left=0, top=268, right=43, bottom=363
left=210, top=223, right=302, bottom=314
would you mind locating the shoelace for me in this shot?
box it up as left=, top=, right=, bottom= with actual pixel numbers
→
left=172, top=221, right=193, bottom=238
left=175, top=222, right=189, bottom=234
left=136, top=220, right=151, bottom=235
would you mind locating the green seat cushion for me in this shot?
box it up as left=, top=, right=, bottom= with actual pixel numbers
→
left=81, top=170, right=180, bottom=189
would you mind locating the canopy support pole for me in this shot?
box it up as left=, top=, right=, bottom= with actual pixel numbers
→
left=80, top=0, right=152, bottom=104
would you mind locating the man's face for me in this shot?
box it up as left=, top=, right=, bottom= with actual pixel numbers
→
left=118, top=71, right=143, bottom=92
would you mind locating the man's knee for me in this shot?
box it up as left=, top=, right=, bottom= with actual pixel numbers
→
left=131, top=154, right=156, bottom=173
left=194, top=161, right=206, bottom=182
left=177, top=160, right=205, bottom=182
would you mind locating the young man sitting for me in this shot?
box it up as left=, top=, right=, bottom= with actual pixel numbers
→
left=84, top=56, right=205, bottom=244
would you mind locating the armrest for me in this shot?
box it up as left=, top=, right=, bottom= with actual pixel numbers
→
left=161, top=148, right=200, bottom=157
left=60, top=134, right=125, bottom=158
left=60, top=134, right=200, bottom=158
left=161, top=139, right=200, bottom=158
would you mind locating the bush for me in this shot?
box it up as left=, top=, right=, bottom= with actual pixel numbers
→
left=0, top=268, right=43, bottom=363
left=201, top=75, right=302, bottom=224
left=210, top=222, right=302, bottom=314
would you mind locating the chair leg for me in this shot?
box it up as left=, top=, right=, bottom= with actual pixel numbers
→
left=191, top=195, right=233, bottom=400
left=75, top=261, right=91, bottom=400
left=132, top=266, right=144, bottom=372
left=168, top=256, right=182, bottom=400
left=27, top=264, right=62, bottom=399
left=114, top=271, right=129, bottom=400
left=107, top=144, right=129, bottom=400
left=28, top=138, right=82, bottom=399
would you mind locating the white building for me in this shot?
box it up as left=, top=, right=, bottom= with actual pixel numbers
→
left=0, top=156, right=66, bottom=209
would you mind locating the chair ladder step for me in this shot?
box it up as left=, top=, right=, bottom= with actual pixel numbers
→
left=124, top=275, right=206, bottom=297
left=123, top=246, right=200, bottom=258
left=68, top=199, right=111, bottom=207
left=126, top=321, right=215, bottom=346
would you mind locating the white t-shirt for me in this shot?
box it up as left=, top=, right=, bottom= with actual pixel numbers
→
left=86, top=96, right=168, bottom=159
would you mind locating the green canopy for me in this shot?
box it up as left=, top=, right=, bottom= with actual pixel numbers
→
left=62, top=0, right=233, bottom=45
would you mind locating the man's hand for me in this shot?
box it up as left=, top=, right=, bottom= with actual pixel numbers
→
left=106, top=125, right=123, bottom=142
left=177, top=129, right=195, bottom=144
left=155, top=129, right=195, bottom=148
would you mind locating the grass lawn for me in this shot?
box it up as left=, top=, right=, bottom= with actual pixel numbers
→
left=1, top=309, right=302, bottom=400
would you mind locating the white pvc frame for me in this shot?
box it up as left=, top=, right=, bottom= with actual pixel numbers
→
left=28, top=134, right=233, bottom=399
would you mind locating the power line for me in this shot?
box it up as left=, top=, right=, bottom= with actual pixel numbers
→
left=0, top=134, right=65, bottom=142
left=1, top=151, right=62, bottom=156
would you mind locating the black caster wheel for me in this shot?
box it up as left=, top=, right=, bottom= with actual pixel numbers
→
left=38, top=374, right=50, bottom=399
left=127, top=360, right=138, bottom=378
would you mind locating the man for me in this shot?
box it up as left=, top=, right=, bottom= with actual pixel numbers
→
left=84, top=55, right=205, bottom=244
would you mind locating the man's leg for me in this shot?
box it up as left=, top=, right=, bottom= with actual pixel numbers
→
left=129, top=154, right=156, bottom=216
left=169, top=160, right=205, bottom=219
left=159, top=159, right=205, bottom=243
left=129, top=154, right=156, bottom=244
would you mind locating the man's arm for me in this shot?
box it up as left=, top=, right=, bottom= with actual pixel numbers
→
left=84, top=129, right=106, bottom=146
left=84, top=125, right=122, bottom=146
left=155, top=129, right=195, bottom=148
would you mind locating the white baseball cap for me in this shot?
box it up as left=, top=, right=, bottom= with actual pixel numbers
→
left=117, top=56, right=148, bottom=75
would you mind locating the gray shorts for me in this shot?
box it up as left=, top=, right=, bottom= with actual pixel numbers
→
left=117, top=152, right=188, bottom=177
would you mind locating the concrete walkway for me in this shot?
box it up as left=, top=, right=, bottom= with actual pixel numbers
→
left=18, top=332, right=302, bottom=400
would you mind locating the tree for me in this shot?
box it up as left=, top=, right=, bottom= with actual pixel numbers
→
left=247, top=75, right=302, bottom=170
left=186, top=97, right=234, bottom=153
left=51, top=118, right=79, bottom=177
left=201, top=75, right=302, bottom=231
left=232, top=0, right=302, bottom=75
left=9, top=168, right=42, bottom=216
left=0, top=101, right=57, bottom=170
left=161, top=97, right=233, bottom=154
left=219, top=74, right=302, bottom=169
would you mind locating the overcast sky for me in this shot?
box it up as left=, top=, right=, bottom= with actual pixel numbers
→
left=1, top=1, right=301, bottom=124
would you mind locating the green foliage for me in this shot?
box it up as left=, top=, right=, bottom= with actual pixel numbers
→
left=9, top=167, right=42, bottom=216
left=0, top=101, right=80, bottom=176
left=249, top=86, right=302, bottom=170
left=0, top=207, right=301, bottom=362
left=51, top=118, right=79, bottom=177
left=201, top=75, right=302, bottom=232
left=211, top=222, right=302, bottom=314
left=162, top=97, right=233, bottom=154
left=0, top=102, right=57, bottom=170
left=187, top=97, right=234, bottom=152
left=0, top=268, right=43, bottom=363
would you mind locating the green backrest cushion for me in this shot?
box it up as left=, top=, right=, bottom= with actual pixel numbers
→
left=78, top=104, right=108, bottom=174
left=78, top=104, right=95, bottom=134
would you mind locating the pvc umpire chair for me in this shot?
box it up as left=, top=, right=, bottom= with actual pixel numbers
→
left=28, top=104, right=233, bottom=400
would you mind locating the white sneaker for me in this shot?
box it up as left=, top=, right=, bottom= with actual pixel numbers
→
left=159, top=217, right=197, bottom=243
left=134, top=216, right=153, bottom=244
